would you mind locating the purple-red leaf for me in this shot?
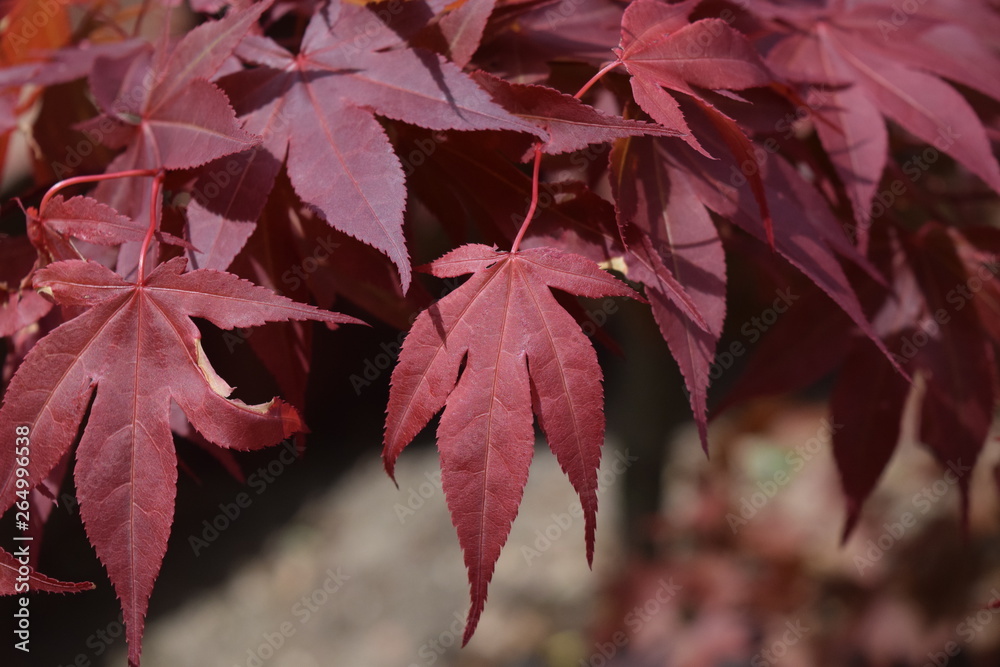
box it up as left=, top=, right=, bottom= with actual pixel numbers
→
left=612, top=136, right=725, bottom=450
left=0, top=257, right=363, bottom=665
left=439, top=0, right=497, bottom=68
left=0, top=547, right=94, bottom=595
left=220, top=5, right=544, bottom=292
left=27, top=195, right=191, bottom=264
left=472, top=71, right=684, bottom=157
left=384, top=244, right=640, bottom=643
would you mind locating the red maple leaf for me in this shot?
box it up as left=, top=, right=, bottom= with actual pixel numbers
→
left=0, top=256, right=364, bottom=665
left=762, top=0, right=1000, bottom=249
left=0, top=547, right=94, bottom=594
left=612, top=135, right=726, bottom=450
left=212, top=2, right=545, bottom=287
left=89, top=2, right=271, bottom=220
left=616, top=0, right=777, bottom=246
left=25, top=194, right=190, bottom=265
left=383, top=244, right=642, bottom=642
left=472, top=70, right=684, bottom=157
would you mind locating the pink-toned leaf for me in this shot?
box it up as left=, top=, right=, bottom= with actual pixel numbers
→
left=27, top=196, right=191, bottom=263
left=824, top=26, right=1000, bottom=197
left=0, top=257, right=363, bottom=665
left=146, top=79, right=259, bottom=170
left=384, top=244, right=640, bottom=643
left=150, top=0, right=273, bottom=108
left=619, top=223, right=709, bottom=332
left=769, top=31, right=888, bottom=250
left=619, top=15, right=773, bottom=95
left=439, top=0, right=497, bottom=68
left=678, top=139, right=904, bottom=377
left=220, top=6, right=545, bottom=292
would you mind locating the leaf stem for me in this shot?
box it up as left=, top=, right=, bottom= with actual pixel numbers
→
left=509, top=60, right=623, bottom=253
left=39, top=169, right=160, bottom=214
left=510, top=145, right=543, bottom=254
left=137, top=171, right=165, bottom=285
left=573, top=60, right=622, bottom=100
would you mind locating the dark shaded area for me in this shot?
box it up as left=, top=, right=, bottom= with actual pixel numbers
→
left=0, top=312, right=407, bottom=666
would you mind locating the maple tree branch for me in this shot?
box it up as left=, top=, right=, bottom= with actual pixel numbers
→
left=39, top=169, right=160, bottom=214
left=137, top=171, right=165, bottom=285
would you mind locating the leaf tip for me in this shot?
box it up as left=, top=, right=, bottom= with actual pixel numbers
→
left=461, top=603, right=484, bottom=647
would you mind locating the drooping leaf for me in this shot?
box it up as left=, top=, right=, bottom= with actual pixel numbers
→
left=0, top=547, right=94, bottom=595
left=674, top=133, right=904, bottom=377
left=831, top=339, right=911, bottom=540
left=0, top=257, right=364, bottom=665
left=384, top=244, right=641, bottom=643
left=763, top=1, right=1000, bottom=247
left=906, top=224, right=995, bottom=521
left=611, top=135, right=725, bottom=450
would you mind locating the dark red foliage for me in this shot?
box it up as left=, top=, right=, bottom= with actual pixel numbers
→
left=1, top=0, right=1000, bottom=663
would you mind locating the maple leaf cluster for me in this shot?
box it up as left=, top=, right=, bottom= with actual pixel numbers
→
left=1, top=0, right=999, bottom=663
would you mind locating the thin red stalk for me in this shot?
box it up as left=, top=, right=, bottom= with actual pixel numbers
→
left=573, top=60, right=622, bottom=100
left=40, top=169, right=159, bottom=214
left=509, top=61, right=622, bottom=253
left=137, top=171, right=164, bottom=285
left=510, top=145, right=543, bottom=254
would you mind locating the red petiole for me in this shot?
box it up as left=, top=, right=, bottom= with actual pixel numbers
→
left=509, top=60, right=623, bottom=254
